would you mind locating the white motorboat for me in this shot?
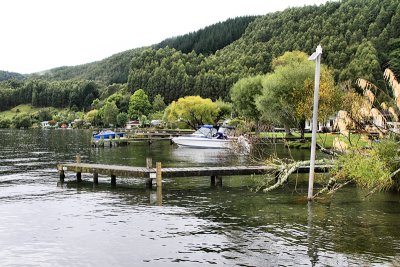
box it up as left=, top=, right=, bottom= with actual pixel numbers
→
left=172, top=125, right=237, bottom=149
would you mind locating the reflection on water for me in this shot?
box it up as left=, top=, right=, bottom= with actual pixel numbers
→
left=0, top=129, right=399, bottom=266
left=171, top=146, right=248, bottom=166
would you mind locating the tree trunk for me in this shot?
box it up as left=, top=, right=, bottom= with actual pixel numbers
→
left=284, top=124, right=292, bottom=136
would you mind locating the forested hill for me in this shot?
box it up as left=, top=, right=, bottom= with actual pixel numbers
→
left=30, top=48, right=144, bottom=84
left=1, top=0, right=400, bottom=111
left=153, top=16, right=258, bottom=55
left=27, top=16, right=255, bottom=84
left=128, top=0, right=400, bottom=103
left=0, top=71, right=25, bottom=81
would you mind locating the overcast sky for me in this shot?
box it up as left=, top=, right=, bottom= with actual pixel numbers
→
left=1, top=0, right=329, bottom=74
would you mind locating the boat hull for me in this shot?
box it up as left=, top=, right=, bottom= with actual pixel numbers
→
left=172, top=137, right=231, bottom=149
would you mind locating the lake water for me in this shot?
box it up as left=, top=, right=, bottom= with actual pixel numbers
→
left=0, top=129, right=399, bottom=266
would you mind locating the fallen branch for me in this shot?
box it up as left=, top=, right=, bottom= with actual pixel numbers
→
left=313, top=178, right=352, bottom=198
left=262, top=159, right=334, bottom=192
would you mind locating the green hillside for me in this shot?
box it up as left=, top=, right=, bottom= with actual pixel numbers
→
left=153, top=16, right=258, bottom=55
left=1, top=0, right=400, bottom=110
left=128, top=0, right=400, bottom=103
left=26, top=16, right=254, bottom=85
left=0, top=71, right=25, bottom=81
left=30, top=48, right=144, bottom=84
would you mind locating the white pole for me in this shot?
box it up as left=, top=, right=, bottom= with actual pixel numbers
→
left=307, top=45, right=322, bottom=201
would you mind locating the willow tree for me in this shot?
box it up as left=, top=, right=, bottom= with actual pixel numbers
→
left=293, top=67, right=342, bottom=133
left=164, top=96, right=219, bottom=130
left=256, top=51, right=338, bottom=137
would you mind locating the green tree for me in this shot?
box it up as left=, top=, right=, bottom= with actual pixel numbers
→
left=99, top=101, right=119, bottom=126
left=215, top=99, right=233, bottom=123
left=164, top=95, right=219, bottom=129
left=256, top=51, right=314, bottom=135
left=340, top=40, right=381, bottom=83
left=152, top=94, right=166, bottom=112
left=85, top=109, right=101, bottom=126
left=91, top=98, right=101, bottom=110
left=230, top=75, right=263, bottom=122
left=128, top=89, right=151, bottom=119
left=292, top=67, right=341, bottom=136
left=37, top=109, right=53, bottom=122
left=117, top=112, right=128, bottom=127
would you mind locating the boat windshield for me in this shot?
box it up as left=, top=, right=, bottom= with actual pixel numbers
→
left=218, top=126, right=236, bottom=137
left=193, top=126, right=217, bottom=138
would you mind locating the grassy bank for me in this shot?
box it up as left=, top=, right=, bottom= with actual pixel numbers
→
left=258, top=132, right=370, bottom=149
left=0, top=105, right=59, bottom=120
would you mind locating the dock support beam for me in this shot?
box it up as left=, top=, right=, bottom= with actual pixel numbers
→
left=76, top=154, right=82, bottom=183
left=111, top=175, right=116, bottom=186
left=146, top=158, right=153, bottom=188
left=146, top=158, right=153, bottom=168
left=59, top=170, right=65, bottom=183
left=93, top=173, right=99, bottom=184
left=157, top=187, right=162, bottom=206
left=156, top=162, right=162, bottom=188
left=211, top=175, right=222, bottom=186
left=77, top=172, right=82, bottom=183
left=216, top=176, right=222, bottom=186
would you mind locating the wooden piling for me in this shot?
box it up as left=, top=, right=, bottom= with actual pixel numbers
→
left=156, top=186, right=162, bottom=206
left=59, top=170, right=65, bottom=183
left=77, top=172, right=82, bottom=183
left=146, top=158, right=153, bottom=188
left=156, top=162, right=162, bottom=187
left=111, top=174, right=116, bottom=186
left=76, top=154, right=81, bottom=164
left=216, top=176, right=223, bottom=186
left=93, top=173, right=99, bottom=184
left=146, top=158, right=152, bottom=168
left=211, top=175, right=216, bottom=186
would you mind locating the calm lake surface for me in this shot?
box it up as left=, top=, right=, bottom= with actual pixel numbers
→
left=0, top=129, right=399, bottom=266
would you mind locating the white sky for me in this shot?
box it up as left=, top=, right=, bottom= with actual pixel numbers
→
left=1, top=0, right=329, bottom=74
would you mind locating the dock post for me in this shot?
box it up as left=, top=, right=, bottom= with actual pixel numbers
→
left=146, top=158, right=153, bottom=168
left=216, top=176, right=223, bottom=187
left=77, top=172, right=82, bottom=183
left=59, top=170, right=65, bottom=183
left=156, top=187, right=162, bottom=206
left=111, top=174, right=116, bottom=186
left=211, top=175, right=216, bottom=186
left=146, top=158, right=153, bottom=188
left=93, top=173, right=99, bottom=184
left=156, top=162, right=162, bottom=188
left=75, top=154, right=82, bottom=182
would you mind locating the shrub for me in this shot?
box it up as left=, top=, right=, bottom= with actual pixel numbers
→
left=13, top=114, right=32, bottom=128
left=333, top=139, right=400, bottom=192
left=0, top=117, right=11, bottom=128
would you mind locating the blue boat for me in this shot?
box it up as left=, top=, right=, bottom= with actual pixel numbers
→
left=93, top=130, right=126, bottom=140
left=92, top=130, right=126, bottom=147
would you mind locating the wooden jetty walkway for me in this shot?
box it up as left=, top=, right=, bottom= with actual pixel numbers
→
left=92, top=132, right=190, bottom=147
left=57, top=156, right=332, bottom=187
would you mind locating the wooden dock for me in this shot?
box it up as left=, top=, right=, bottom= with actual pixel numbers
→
left=92, top=132, right=187, bottom=147
left=57, top=156, right=332, bottom=187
